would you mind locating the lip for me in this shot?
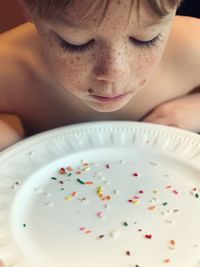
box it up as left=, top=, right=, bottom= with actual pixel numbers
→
left=90, top=92, right=129, bottom=102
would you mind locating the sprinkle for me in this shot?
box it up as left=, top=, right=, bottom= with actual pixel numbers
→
left=77, top=178, right=85, bottom=185
left=138, top=190, right=144, bottom=194
left=126, top=251, right=131, bottom=256
left=148, top=205, right=157, bottom=211
left=106, top=164, right=110, bottom=169
left=59, top=167, right=66, bottom=174
left=59, top=180, right=64, bottom=184
left=72, top=191, right=77, bottom=197
left=68, top=173, right=72, bottom=176
left=145, top=234, right=152, bottom=239
left=133, top=172, right=139, bottom=177
left=51, top=177, right=57, bottom=180
left=66, top=166, right=73, bottom=172
left=123, top=222, right=128, bottom=226
left=85, top=181, right=94, bottom=185
left=65, top=196, right=72, bottom=201
left=76, top=171, right=82, bottom=175
left=166, top=185, right=172, bottom=189
left=164, top=258, right=170, bottom=263
left=86, top=230, right=92, bottom=234
left=169, top=240, right=176, bottom=249
left=172, top=190, right=179, bottom=195
left=97, top=186, right=104, bottom=198
left=195, top=193, right=199, bottom=198
left=82, top=166, right=90, bottom=172
left=23, top=224, right=26, bottom=227
left=153, top=190, right=159, bottom=195
left=80, top=227, right=86, bottom=231
left=163, top=202, right=168, bottom=206
left=96, top=211, right=104, bottom=219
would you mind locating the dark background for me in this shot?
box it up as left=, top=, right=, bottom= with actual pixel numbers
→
left=0, top=0, right=200, bottom=33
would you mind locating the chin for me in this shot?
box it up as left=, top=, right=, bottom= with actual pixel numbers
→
left=84, top=100, right=128, bottom=113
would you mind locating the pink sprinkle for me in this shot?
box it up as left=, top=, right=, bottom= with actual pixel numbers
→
left=139, top=190, right=144, bottom=194
left=173, top=190, right=179, bottom=195
left=97, top=211, right=104, bottom=218
left=80, top=227, right=86, bottom=231
left=166, top=185, right=172, bottom=189
left=133, top=195, right=140, bottom=199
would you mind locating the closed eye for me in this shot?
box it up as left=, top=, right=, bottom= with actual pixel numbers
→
left=58, top=36, right=95, bottom=53
left=129, top=34, right=161, bottom=48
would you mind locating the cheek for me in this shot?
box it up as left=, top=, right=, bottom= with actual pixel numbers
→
left=41, top=37, right=91, bottom=90
left=50, top=55, right=89, bottom=90
left=136, top=49, right=162, bottom=77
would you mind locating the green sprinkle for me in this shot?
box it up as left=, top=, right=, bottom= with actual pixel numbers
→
left=195, top=193, right=199, bottom=198
left=123, top=222, right=128, bottom=226
left=61, top=188, right=64, bottom=191
left=163, top=202, right=168, bottom=206
left=23, top=224, right=26, bottom=227
left=68, top=173, right=72, bottom=176
left=77, top=178, right=85, bottom=185
left=51, top=177, right=57, bottom=180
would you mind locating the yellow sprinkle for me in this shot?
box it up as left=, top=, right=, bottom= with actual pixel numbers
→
left=132, top=199, right=140, bottom=205
left=65, top=196, right=72, bottom=201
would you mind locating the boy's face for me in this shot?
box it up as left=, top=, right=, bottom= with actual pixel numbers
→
left=32, top=0, right=175, bottom=112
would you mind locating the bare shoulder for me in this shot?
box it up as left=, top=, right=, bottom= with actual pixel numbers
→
left=167, top=16, right=200, bottom=90
left=0, top=23, right=47, bottom=113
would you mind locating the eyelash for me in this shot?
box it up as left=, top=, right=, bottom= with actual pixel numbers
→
left=60, top=38, right=95, bottom=53
left=59, top=34, right=161, bottom=53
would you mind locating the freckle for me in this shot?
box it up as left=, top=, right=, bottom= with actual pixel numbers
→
left=117, top=0, right=121, bottom=4
left=140, top=79, right=146, bottom=86
left=88, top=88, right=94, bottom=93
left=76, top=57, right=80, bottom=61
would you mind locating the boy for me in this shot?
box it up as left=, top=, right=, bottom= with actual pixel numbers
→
left=0, top=0, right=200, bottom=152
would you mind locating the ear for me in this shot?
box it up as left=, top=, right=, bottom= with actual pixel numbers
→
left=17, top=0, right=34, bottom=23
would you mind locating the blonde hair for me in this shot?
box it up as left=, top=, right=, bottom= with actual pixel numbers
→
left=25, top=0, right=182, bottom=18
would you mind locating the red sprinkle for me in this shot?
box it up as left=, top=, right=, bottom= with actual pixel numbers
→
left=145, top=234, right=152, bottom=239
left=133, top=173, right=139, bottom=177
left=59, top=168, right=66, bottom=174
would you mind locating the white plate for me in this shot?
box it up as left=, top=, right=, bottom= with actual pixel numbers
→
left=0, top=121, right=200, bottom=267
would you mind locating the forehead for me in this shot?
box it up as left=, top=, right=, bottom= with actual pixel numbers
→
left=52, top=0, right=173, bottom=31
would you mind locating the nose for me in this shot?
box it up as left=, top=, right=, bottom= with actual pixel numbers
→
left=93, top=46, right=130, bottom=82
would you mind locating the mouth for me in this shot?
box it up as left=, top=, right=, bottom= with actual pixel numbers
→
left=90, top=92, right=130, bottom=103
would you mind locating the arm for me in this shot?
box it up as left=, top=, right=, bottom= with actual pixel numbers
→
left=0, top=114, right=25, bottom=151
left=143, top=17, right=200, bottom=133
left=142, top=90, right=200, bottom=133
